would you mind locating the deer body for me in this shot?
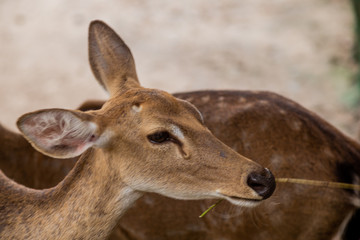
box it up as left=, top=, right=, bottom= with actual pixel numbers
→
left=0, top=21, right=275, bottom=239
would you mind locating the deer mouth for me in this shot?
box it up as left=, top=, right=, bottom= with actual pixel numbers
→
left=217, top=193, right=262, bottom=207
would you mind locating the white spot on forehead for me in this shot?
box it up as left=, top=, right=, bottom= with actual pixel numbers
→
left=132, top=104, right=142, bottom=113
left=171, top=124, right=185, bottom=140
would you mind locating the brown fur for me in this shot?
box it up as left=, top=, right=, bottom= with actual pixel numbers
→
left=0, top=21, right=273, bottom=239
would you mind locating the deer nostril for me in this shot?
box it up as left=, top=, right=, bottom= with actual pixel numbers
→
left=247, top=168, right=276, bottom=199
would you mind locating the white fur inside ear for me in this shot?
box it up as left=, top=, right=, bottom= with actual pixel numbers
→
left=32, top=111, right=95, bottom=142
left=20, top=110, right=99, bottom=158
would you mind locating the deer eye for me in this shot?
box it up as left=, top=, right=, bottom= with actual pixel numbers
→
left=147, top=131, right=171, bottom=144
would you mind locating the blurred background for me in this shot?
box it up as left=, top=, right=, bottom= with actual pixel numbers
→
left=0, top=0, right=358, bottom=138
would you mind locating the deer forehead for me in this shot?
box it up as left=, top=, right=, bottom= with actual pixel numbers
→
left=141, top=98, right=204, bottom=126
left=130, top=96, right=198, bottom=118
left=103, top=90, right=204, bottom=132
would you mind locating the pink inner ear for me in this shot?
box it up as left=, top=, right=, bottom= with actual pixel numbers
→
left=40, top=125, right=62, bottom=139
left=59, top=133, right=97, bottom=148
left=20, top=110, right=98, bottom=157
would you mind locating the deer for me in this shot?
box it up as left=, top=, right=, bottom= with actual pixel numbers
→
left=0, top=20, right=359, bottom=239
left=0, top=20, right=276, bottom=239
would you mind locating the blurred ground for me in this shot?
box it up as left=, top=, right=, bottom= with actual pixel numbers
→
left=0, top=0, right=358, bottom=139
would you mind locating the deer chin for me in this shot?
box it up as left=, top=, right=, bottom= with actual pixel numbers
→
left=216, top=192, right=262, bottom=207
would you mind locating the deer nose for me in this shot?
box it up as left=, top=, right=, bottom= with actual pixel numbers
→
left=247, top=168, right=276, bottom=199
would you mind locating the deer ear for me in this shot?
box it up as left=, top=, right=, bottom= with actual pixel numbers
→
left=17, top=109, right=107, bottom=159
left=88, top=20, right=140, bottom=96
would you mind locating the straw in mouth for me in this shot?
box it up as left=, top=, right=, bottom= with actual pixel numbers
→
left=199, top=178, right=360, bottom=218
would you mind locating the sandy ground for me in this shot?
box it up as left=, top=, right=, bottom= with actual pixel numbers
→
left=0, top=0, right=358, bottom=139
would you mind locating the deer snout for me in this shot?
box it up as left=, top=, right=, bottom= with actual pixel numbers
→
left=247, top=168, right=276, bottom=199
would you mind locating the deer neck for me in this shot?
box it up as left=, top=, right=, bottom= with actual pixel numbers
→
left=1, top=148, right=142, bottom=239
left=51, top=148, right=142, bottom=238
